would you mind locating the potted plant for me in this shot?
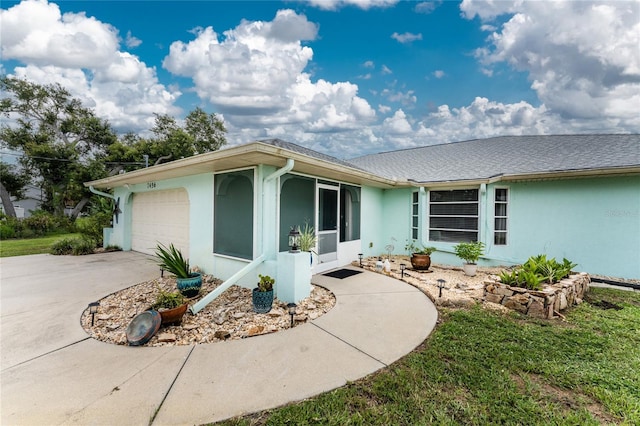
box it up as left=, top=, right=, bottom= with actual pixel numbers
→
left=252, top=274, right=275, bottom=313
left=405, top=239, right=437, bottom=270
left=453, top=241, right=485, bottom=276
left=155, top=242, right=202, bottom=297
left=298, top=222, right=317, bottom=265
left=151, top=289, right=188, bottom=325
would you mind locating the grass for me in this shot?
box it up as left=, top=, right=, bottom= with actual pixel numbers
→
left=0, top=233, right=81, bottom=257
left=217, top=287, right=640, bottom=425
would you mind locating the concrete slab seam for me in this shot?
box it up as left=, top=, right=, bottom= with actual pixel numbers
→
left=1, top=337, right=91, bottom=372
left=149, top=345, right=196, bottom=425
left=309, top=322, right=388, bottom=368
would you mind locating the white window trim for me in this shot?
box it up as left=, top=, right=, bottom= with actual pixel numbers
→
left=493, top=187, right=509, bottom=246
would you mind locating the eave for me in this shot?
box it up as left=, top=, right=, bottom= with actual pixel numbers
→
left=85, top=142, right=399, bottom=189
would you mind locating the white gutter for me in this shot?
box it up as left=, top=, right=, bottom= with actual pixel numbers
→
left=89, top=186, right=115, bottom=200
left=190, top=159, right=295, bottom=315
left=265, top=158, right=294, bottom=182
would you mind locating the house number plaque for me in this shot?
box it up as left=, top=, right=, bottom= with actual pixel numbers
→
left=146, top=182, right=157, bottom=189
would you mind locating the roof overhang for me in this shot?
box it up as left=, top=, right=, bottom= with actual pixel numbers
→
left=85, top=142, right=399, bottom=189
left=406, top=166, right=640, bottom=188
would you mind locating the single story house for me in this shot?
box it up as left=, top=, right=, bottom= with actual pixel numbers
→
left=86, top=134, right=640, bottom=307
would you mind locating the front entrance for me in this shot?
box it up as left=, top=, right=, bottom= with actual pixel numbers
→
left=317, top=184, right=338, bottom=265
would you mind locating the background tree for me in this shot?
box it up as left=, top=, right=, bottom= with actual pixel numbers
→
left=105, top=108, right=227, bottom=172
left=0, top=161, right=30, bottom=217
left=0, top=76, right=117, bottom=218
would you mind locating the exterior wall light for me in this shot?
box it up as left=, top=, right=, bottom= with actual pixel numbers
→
left=287, top=303, right=297, bottom=327
left=288, top=227, right=301, bottom=253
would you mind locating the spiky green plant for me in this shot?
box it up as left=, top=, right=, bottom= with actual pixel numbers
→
left=155, top=243, right=190, bottom=278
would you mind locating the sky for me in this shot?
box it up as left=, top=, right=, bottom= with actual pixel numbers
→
left=1, top=0, right=639, bottom=159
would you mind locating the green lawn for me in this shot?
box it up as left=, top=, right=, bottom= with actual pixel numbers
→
left=0, top=233, right=81, bottom=257
left=219, top=287, right=640, bottom=425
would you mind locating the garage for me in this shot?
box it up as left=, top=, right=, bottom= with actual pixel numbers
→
left=131, top=188, right=190, bottom=256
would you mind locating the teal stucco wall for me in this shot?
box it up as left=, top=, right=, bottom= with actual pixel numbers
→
left=489, top=175, right=640, bottom=279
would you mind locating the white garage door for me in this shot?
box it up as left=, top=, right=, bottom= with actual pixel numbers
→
left=131, top=188, right=190, bottom=257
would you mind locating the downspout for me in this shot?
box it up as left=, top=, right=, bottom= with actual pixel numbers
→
left=190, top=159, right=295, bottom=314
left=89, top=186, right=115, bottom=200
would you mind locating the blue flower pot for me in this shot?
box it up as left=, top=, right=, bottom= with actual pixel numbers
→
left=252, top=288, right=274, bottom=314
left=177, top=272, right=202, bottom=297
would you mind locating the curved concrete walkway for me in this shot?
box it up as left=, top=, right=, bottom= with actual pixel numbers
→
left=0, top=252, right=438, bottom=425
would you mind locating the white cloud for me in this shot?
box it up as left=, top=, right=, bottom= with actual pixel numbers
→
left=363, top=60, right=375, bottom=68
left=1, top=0, right=180, bottom=132
left=415, top=1, right=441, bottom=14
left=381, top=88, right=416, bottom=106
left=383, top=109, right=413, bottom=134
left=164, top=9, right=376, bottom=135
left=125, top=30, right=142, bottom=48
left=378, top=104, right=391, bottom=114
left=381, top=65, right=393, bottom=75
left=391, top=32, right=423, bottom=43
left=306, top=0, right=399, bottom=11
left=433, top=70, right=445, bottom=79
left=461, top=0, right=640, bottom=128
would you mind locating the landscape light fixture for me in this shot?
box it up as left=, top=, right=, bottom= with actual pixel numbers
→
left=88, top=302, right=100, bottom=326
left=358, top=253, right=363, bottom=268
left=288, top=227, right=301, bottom=253
left=437, top=279, right=446, bottom=298
left=400, top=263, right=406, bottom=278
left=287, top=303, right=297, bottom=327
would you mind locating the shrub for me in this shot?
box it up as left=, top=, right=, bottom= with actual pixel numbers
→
left=23, top=211, right=56, bottom=236
left=0, top=223, right=16, bottom=239
left=76, top=212, right=111, bottom=245
left=50, top=236, right=97, bottom=256
left=453, top=241, right=485, bottom=264
left=498, top=254, right=577, bottom=290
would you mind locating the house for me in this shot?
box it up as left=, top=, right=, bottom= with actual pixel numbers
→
left=85, top=135, right=640, bottom=305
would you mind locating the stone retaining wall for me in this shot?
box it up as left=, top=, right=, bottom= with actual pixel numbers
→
left=483, top=273, right=590, bottom=319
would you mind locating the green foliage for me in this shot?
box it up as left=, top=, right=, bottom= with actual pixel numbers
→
left=1, top=232, right=80, bottom=257
left=257, top=274, right=275, bottom=292
left=499, top=254, right=577, bottom=290
left=0, top=76, right=117, bottom=216
left=405, top=239, right=436, bottom=255
left=0, top=222, right=15, bottom=239
left=76, top=212, right=111, bottom=245
left=154, top=243, right=191, bottom=278
left=219, top=288, right=640, bottom=425
left=50, top=236, right=96, bottom=255
left=297, top=222, right=317, bottom=252
left=151, top=289, right=186, bottom=310
left=22, top=211, right=56, bottom=235
left=453, top=241, right=485, bottom=263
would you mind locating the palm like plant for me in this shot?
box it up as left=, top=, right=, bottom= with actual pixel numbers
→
left=155, top=243, right=191, bottom=279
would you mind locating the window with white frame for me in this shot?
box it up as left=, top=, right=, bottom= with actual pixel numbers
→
left=411, top=191, right=419, bottom=240
left=428, top=189, right=479, bottom=242
left=494, top=188, right=508, bottom=245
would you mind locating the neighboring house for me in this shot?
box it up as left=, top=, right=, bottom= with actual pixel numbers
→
left=0, top=185, right=44, bottom=218
left=85, top=135, right=640, bottom=299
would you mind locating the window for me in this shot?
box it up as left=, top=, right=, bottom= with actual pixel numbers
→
left=214, top=169, right=254, bottom=259
left=494, top=188, right=508, bottom=245
left=428, top=189, right=478, bottom=242
left=279, top=175, right=315, bottom=252
left=411, top=191, right=419, bottom=240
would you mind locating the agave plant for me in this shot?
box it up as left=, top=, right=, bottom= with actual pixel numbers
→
left=155, top=243, right=191, bottom=279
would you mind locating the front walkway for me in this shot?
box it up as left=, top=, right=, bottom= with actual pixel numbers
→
left=0, top=252, right=437, bottom=425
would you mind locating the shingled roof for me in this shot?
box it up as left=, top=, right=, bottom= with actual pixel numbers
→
left=349, top=134, right=640, bottom=183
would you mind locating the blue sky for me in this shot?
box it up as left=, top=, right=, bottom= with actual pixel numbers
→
left=1, top=1, right=638, bottom=158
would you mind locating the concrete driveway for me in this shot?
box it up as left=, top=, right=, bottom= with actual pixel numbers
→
left=1, top=251, right=437, bottom=425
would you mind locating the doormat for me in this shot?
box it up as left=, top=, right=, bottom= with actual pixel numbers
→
left=324, top=269, right=363, bottom=279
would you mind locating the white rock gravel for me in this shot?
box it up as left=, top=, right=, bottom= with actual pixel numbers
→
left=81, top=275, right=335, bottom=346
